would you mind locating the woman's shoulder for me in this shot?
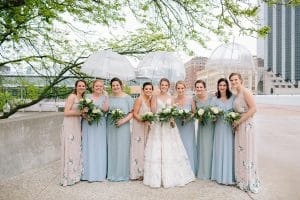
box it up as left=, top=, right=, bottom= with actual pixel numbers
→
left=67, top=93, right=77, bottom=100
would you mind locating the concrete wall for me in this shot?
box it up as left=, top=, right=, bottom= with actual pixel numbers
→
left=0, top=113, right=63, bottom=179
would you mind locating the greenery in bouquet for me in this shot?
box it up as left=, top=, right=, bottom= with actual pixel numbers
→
left=205, top=106, right=223, bottom=122
left=87, top=107, right=104, bottom=125
left=225, top=111, right=241, bottom=124
left=141, top=112, right=157, bottom=123
left=157, top=106, right=178, bottom=122
left=79, top=98, right=104, bottom=125
left=108, top=108, right=126, bottom=127
left=194, top=107, right=206, bottom=124
left=78, top=98, right=94, bottom=112
left=157, top=106, right=178, bottom=128
left=176, top=109, right=193, bottom=126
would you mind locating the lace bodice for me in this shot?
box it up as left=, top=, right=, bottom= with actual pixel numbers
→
left=156, top=97, right=172, bottom=112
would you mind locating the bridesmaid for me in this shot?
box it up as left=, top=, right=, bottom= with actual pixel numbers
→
left=130, top=82, right=153, bottom=180
left=107, top=77, right=134, bottom=181
left=192, top=80, right=214, bottom=179
left=60, top=79, right=87, bottom=186
left=211, top=78, right=235, bottom=185
left=81, top=80, right=109, bottom=182
left=229, top=72, right=260, bottom=193
left=174, top=80, right=197, bottom=174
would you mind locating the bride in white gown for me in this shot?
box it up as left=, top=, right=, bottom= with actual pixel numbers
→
left=143, top=78, right=195, bottom=188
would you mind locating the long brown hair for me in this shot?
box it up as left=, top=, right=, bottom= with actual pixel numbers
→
left=73, top=79, right=87, bottom=96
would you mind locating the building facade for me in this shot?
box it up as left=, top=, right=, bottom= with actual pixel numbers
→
left=259, top=3, right=300, bottom=86
left=184, top=56, right=208, bottom=91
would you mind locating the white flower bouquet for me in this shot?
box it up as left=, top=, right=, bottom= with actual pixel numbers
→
left=141, top=112, right=157, bottom=123
left=225, top=111, right=241, bottom=124
left=157, top=106, right=178, bottom=128
left=176, top=109, right=193, bottom=126
left=87, top=107, right=104, bottom=125
left=78, top=98, right=94, bottom=112
left=205, top=106, right=223, bottom=122
left=194, top=107, right=206, bottom=124
left=109, top=108, right=126, bottom=127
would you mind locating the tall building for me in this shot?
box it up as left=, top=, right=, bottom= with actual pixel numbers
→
left=259, top=3, right=300, bottom=86
left=184, top=56, right=208, bottom=91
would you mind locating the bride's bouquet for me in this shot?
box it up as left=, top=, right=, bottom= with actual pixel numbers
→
left=141, top=112, right=157, bottom=123
left=157, top=106, right=178, bottom=128
left=205, top=106, right=223, bottom=122
left=225, top=111, right=241, bottom=124
left=176, top=109, right=193, bottom=126
left=108, top=108, right=126, bottom=128
left=194, top=107, right=206, bottom=124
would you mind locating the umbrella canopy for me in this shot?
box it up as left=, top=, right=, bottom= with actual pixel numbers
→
left=81, top=50, right=135, bottom=80
left=136, top=51, right=185, bottom=83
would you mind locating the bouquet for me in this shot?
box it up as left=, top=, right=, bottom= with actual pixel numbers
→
left=225, top=111, right=241, bottom=124
left=157, top=106, right=178, bottom=128
left=205, top=106, right=223, bottom=122
left=141, top=112, right=157, bottom=123
left=87, top=107, right=104, bottom=125
left=109, top=109, right=126, bottom=127
left=194, top=107, right=206, bottom=124
left=176, top=109, right=193, bottom=126
left=79, top=98, right=104, bottom=125
left=78, top=98, right=94, bottom=112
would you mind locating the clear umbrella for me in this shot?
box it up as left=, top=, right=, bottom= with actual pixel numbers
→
left=136, top=51, right=185, bottom=83
left=81, top=50, right=135, bottom=80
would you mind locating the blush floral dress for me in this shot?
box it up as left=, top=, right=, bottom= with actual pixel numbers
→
left=233, top=90, right=260, bottom=193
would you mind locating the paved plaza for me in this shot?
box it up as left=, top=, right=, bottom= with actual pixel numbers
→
left=0, top=104, right=299, bottom=200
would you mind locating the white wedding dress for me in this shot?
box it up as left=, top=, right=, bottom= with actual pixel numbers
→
left=143, top=97, right=195, bottom=188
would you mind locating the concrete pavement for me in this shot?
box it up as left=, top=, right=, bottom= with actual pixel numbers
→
left=0, top=104, right=299, bottom=200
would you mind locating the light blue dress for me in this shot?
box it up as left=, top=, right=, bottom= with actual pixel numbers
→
left=81, top=94, right=107, bottom=182
left=175, top=97, right=197, bottom=174
left=211, top=95, right=235, bottom=185
left=107, top=95, right=133, bottom=181
left=194, top=96, right=215, bottom=180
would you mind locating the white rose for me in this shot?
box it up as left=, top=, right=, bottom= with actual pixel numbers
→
left=184, top=109, right=189, bottom=113
left=178, top=109, right=184, bottom=114
left=230, top=112, right=236, bottom=118
left=92, top=108, right=97, bottom=113
left=164, top=108, right=171, bottom=113
left=211, top=107, right=219, bottom=114
left=147, top=112, right=153, bottom=116
left=198, top=109, right=204, bottom=116
left=85, top=98, right=92, bottom=103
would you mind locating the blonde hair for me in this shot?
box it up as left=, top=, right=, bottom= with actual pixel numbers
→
left=92, top=79, right=104, bottom=93
left=175, top=80, right=186, bottom=88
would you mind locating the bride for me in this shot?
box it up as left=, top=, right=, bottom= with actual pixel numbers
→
left=143, top=78, right=195, bottom=188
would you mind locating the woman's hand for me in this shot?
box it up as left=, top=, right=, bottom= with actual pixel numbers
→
left=81, top=113, right=88, bottom=119
left=232, top=120, right=240, bottom=131
left=115, top=118, right=125, bottom=128
left=82, top=107, right=89, bottom=113
left=144, top=121, right=151, bottom=127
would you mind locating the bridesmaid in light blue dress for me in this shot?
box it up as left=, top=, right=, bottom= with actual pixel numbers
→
left=174, top=81, right=197, bottom=174
left=107, top=77, right=133, bottom=182
left=81, top=80, right=108, bottom=182
left=192, top=80, right=215, bottom=180
left=211, top=78, right=236, bottom=185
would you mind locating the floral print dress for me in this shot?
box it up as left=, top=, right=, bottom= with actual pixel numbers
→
left=233, top=91, right=260, bottom=193
left=60, top=95, right=82, bottom=186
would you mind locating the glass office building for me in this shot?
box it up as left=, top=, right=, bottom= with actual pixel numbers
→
left=260, top=3, right=300, bottom=86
